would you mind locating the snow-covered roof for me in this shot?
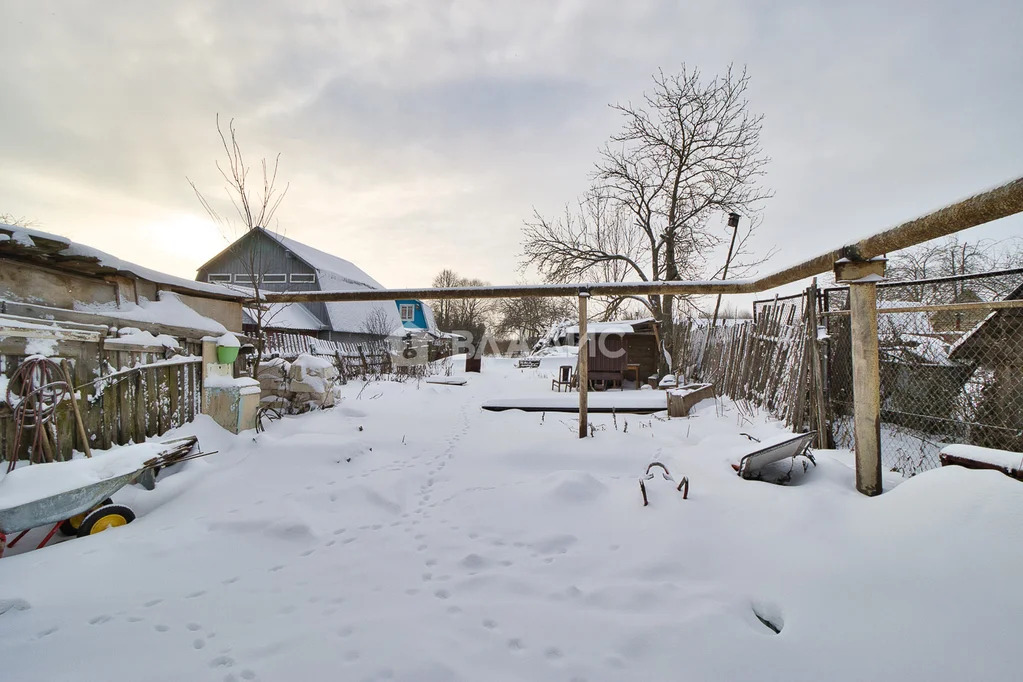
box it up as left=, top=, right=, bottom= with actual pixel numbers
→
left=261, top=230, right=406, bottom=335
left=1, top=224, right=246, bottom=301
left=243, top=302, right=324, bottom=332
left=563, top=318, right=655, bottom=335
left=270, top=232, right=384, bottom=292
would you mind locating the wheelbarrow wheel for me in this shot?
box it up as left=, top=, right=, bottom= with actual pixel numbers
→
left=59, top=498, right=114, bottom=536
left=77, top=504, right=136, bottom=538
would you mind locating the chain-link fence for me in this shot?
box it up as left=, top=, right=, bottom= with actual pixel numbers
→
left=823, top=268, right=1023, bottom=475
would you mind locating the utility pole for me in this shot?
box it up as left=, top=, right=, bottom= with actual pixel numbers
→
left=710, top=212, right=741, bottom=327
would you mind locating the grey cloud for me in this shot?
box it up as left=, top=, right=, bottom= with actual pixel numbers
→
left=0, top=0, right=1020, bottom=294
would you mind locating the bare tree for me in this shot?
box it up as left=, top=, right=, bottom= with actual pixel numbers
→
left=361, top=307, right=396, bottom=353
left=883, top=235, right=1023, bottom=303
left=427, top=270, right=494, bottom=352
left=495, top=294, right=576, bottom=348
left=0, top=213, right=34, bottom=227
left=188, top=114, right=290, bottom=375
left=522, top=65, right=773, bottom=373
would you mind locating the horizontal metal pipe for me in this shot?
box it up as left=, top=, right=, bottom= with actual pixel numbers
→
left=260, top=176, right=1023, bottom=304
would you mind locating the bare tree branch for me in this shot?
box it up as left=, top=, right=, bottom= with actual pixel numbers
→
left=520, top=65, right=774, bottom=373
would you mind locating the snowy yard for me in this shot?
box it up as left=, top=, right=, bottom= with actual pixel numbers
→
left=2, top=357, right=1022, bottom=682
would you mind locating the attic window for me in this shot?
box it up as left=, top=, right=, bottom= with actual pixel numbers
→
left=290, top=273, right=316, bottom=283
left=399, top=304, right=416, bottom=321
left=208, top=274, right=231, bottom=283
left=234, top=273, right=254, bottom=284
left=262, top=274, right=287, bottom=284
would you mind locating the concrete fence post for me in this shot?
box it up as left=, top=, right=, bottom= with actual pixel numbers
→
left=578, top=290, right=589, bottom=438
left=835, top=257, right=886, bottom=496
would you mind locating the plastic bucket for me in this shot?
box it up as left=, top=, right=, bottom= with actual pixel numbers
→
left=217, top=346, right=240, bottom=364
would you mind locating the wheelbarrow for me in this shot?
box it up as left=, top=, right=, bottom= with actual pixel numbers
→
left=0, top=437, right=215, bottom=557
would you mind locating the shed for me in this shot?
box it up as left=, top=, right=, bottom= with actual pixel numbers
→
left=556, top=318, right=660, bottom=388
left=948, top=282, right=1023, bottom=451
left=1, top=223, right=245, bottom=337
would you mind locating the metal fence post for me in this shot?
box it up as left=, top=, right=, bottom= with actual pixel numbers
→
left=578, top=290, right=589, bottom=438
left=835, top=257, right=886, bottom=495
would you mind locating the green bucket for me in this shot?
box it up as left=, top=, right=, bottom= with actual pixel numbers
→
left=217, top=345, right=240, bottom=364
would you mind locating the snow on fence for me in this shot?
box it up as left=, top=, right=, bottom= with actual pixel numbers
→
left=681, top=268, right=1023, bottom=477
left=263, top=330, right=451, bottom=383
left=678, top=291, right=827, bottom=440
left=1, top=324, right=204, bottom=463
left=263, top=331, right=394, bottom=380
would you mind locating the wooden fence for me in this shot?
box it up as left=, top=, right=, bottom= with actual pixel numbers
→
left=1, top=322, right=204, bottom=462
left=678, top=283, right=829, bottom=445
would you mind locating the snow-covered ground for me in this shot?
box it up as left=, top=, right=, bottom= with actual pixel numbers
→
left=2, top=356, right=1022, bottom=681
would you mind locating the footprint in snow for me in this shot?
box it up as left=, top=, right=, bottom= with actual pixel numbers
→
left=88, top=615, right=113, bottom=625
left=209, top=654, right=235, bottom=668
left=144, top=599, right=163, bottom=608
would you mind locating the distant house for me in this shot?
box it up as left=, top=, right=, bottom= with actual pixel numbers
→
left=196, top=228, right=439, bottom=349
left=948, top=282, right=1023, bottom=451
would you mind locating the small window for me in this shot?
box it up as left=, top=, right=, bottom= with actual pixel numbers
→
left=208, top=274, right=231, bottom=283
left=234, top=273, right=254, bottom=284
left=262, top=274, right=287, bottom=284
left=290, top=273, right=316, bottom=283
left=399, top=303, right=416, bottom=322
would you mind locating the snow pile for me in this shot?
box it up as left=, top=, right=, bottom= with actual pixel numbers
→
left=77, top=292, right=228, bottom=335
left=217, top=332, right=240, bottom=348
left=23, top=337, right=57, bottom=356
left=115, top=328, right=179, bottom=349
left=1, top=360, right=1021, bottom=681
left=941, top=444, right=1023, bottom=471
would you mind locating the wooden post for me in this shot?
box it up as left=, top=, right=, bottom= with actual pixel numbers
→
left=806, top=280, right=829, bottom=449
left=578, top=290, right=589, bottom=438
left=60, top=358, right=92, bottom=458
left=835, top=258, right=886, bottom=496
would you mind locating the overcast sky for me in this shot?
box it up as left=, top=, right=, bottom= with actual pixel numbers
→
left=2, top=0, right=1021, bottom=304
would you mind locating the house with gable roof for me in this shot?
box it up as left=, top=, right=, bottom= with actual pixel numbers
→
left=196, top=228, right=439, bottom=349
